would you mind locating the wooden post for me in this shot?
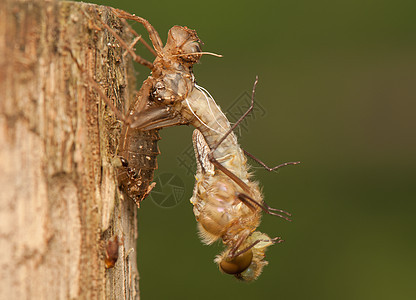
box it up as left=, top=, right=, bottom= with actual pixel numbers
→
left=0, top=1, right=144, bottom=298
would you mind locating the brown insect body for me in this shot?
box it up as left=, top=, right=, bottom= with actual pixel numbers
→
left=108, top=11, right=203, bottom=204
left=118, top=20, right=287, bottom=279
left=192, top=129, right=279, bottom=281
left=117, top=125, right=160, bottom=203
left=128, top=33, right=250, bottom=190
left=106, top=9, right=294, bottom=280
left=104, top=235, right=119, bottom=269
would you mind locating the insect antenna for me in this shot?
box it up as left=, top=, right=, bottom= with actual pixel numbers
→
left=172, top=52, right=223, bottom=58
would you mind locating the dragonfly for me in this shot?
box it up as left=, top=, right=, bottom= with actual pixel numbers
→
left=94, top=8, right=299, bottom=279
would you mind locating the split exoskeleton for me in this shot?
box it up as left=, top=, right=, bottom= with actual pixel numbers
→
left=95, top=9, right=202, bottom=203
left=100, top=8, right=297, bottom=280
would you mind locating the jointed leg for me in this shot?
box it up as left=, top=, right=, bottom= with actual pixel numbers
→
left=231, top=236, right=284, bottom=259
left=119, top=18, right=157, bottom=57
left=111, top=8, right=164, bottom=55
left=237, top=193, right=292, bottom=221
left=97, top=18, right=154, bottom=69
left=243, top=149, right=300, bottom=171
left=208, top=76, right=300, bottom=173
left=208, top=76, right=259, bottom=154
left=228, top=231, right=251, bottom=258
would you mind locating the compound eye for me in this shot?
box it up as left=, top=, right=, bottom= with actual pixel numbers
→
left=219, top=250, right=253, bottom=275
left=191, top=42, right=201, bottom=54
left=183, top=41, right=200, bottom=55
left=181, top=41, right=201, bottom=63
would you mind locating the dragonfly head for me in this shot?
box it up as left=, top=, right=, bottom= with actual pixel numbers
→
left=164, top=26, right=202, bottom=65
left=215, top=232, right=278, bottom=281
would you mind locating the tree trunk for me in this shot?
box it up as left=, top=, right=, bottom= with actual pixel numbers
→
left=0, top=1, right=146, bottom=299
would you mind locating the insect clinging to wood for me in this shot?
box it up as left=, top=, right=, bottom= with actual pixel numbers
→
left=187, top=78, right=298, bottom=280
left=192, top=127, right=285, bottom=281
left=93, top=8, right=299, bottom=280
left=89, top=8, right=219, bottom=205
left=109, top=9, right=299, bottom=196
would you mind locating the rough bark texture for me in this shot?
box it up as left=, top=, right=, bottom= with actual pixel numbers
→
left=0, top=1, right=143, bottom=299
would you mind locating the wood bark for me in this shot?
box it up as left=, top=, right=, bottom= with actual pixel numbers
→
left=0, top=1, right=144, bottom=299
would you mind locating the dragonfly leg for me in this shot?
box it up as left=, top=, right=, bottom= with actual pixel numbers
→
left=208, top=76, right=259, bottom=154
left=96, top=15, right=154, bottom=69
left=243, top=149, right=300, bottom=171
left=119, top=18, right=158, bottom=57
left=207, top=76, right=300, bottom=173
left=237, top=193, right=292, bottom=221
left=228, top=231, right=251, bottom=258
left=111, top=8, right=164, bottom=55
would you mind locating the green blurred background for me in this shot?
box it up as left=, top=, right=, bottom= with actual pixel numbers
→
left=81, top=0, right=415, bottom=299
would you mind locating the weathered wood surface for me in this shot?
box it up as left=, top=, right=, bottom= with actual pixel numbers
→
left=0, top=1, right=145, bottom=299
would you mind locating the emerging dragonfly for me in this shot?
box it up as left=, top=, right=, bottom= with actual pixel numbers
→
left=192, top=128, right=285, bottom=280
left=91, top=8, right=217, bottom=204
left=96, top=8, right=299, bottom=280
